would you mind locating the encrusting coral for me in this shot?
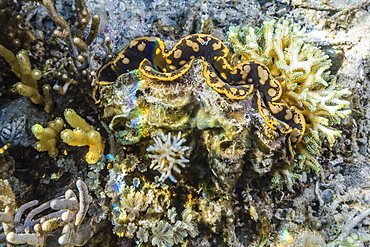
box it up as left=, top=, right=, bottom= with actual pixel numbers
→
left=146, top=131, right=190, bottom=183
left=228, top=20, right=351, bottom=186
left=61, top=108, right=104, bottom=164
left=32, top=117, right=64, bottom=157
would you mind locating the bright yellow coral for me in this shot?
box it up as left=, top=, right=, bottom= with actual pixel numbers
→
left=63, top=108, right=94, bottom=133
left=32, top=118, right=64, bottom=157
left=228, top=20, right=351, bottom=177
left=0, top=45, right=52, bottom=112
left=61, top=108, right=104, bottom=164
left=0, top=46, right=40, bottom=102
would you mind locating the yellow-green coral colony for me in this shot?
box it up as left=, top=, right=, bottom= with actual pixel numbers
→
left=97, top=34, right=305, bottom=153
left=0, top=45, right=53, bottom=113
left=32, top=118, right=64, bottom=158
left=31, top=109, right=104, bottom=164
left=61, top=109, right=104, bottom=164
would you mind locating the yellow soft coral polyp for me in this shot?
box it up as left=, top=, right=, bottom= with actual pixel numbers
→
left=61, top=109, right=104, bottom=164
left=32, top=117, right=64, bottom=157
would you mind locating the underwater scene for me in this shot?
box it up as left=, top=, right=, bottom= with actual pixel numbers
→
left=0, top=0, right=368, bottom=246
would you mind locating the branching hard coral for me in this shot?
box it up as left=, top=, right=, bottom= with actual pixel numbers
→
left=0, top=45, right=52, bottom=112
left=146, top=131, right=190, bottom=183
left=228, top=20, right=351, bottom=179
left=32, top=117, right=64, bottom=157
left=0, top=179, right=98, bottom=246
left=64, top=108, right=94, bottom=133
left=61, top=108, right=104, bottom=164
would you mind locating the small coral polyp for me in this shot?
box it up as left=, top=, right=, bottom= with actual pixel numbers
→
left=146, top=131, right=189, bottom=182
left=228, top=20, right=351, bottom=173
left=106, top=170, right=198, bottom=245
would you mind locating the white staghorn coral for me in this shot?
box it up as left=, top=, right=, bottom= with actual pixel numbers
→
left=146, top=131, right=189, bottom=182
